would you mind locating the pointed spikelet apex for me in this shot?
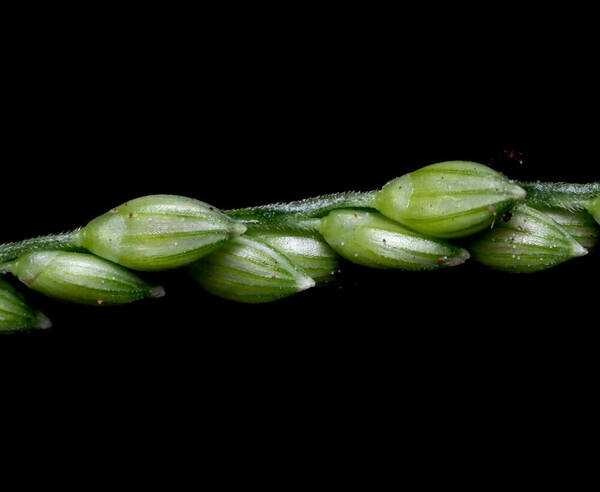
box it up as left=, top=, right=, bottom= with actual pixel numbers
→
left=190, top=236, right=316, bottom=303
left=470, top=204, right=589, bottom=273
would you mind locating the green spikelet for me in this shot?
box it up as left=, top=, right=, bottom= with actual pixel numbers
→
left=319, top=209, right=470, bottom=270
left=82, top=195, right=246, bottom=271
left=4, top=251, right=165, bottom=306
left=190, top=236, right=315, bottom=303
left=469, top=204, right=588, bottom=273
left=375, top=161, right=526, bottom=238
left=531, top=206, right=599, bottom=250
left=589, top=197, right=600, bottom=225
left=246, top=230, right=339, bottom=283
left=0, top=279, right=51, bottom=332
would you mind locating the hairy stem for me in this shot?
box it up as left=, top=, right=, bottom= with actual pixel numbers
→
left=519, top=181, right=600, bottom=211
left=1, top=182, right=597, bottom=263
left=0, top=192, right=378, bottom=264
left=0, top=229, right=84, bottom=265
left=227, top=191, right=378, bottom=231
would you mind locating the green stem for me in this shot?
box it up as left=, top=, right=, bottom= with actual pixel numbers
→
left=0, top=229, right=84, bottom=265
left=519, top=181, right=600, bottom=211
left=2, top=181, right=596, bottom=264
left=0, top=190, right=364, bottom=265
left=227, top=190, right=378, bottom=231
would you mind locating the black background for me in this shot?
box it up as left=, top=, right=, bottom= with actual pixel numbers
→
left=1, top=16, right=597, bottom=460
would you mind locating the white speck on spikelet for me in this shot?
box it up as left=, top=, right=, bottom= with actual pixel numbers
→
left=151, top=286, right=166, bottom=298
left=297, top=276, right=316, bottom=291
left=34, top=313, right=52, bottom=330
left=571, top=242, right=588, bottom=258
